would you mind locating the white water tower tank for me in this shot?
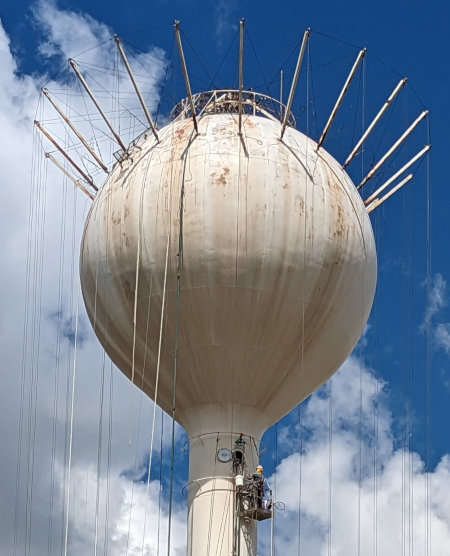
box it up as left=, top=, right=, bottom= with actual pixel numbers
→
left=80, top=93, right=377, bottom=555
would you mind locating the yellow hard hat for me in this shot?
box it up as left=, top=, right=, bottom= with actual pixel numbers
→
left=256, top=465, right=263, bottom=473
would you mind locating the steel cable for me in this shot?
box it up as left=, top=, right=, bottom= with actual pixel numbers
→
left=140, top=134, right=173, bottom=555
left=63, top=281, right=82, bottom=556
left=166, top=126, right=189, bottom=556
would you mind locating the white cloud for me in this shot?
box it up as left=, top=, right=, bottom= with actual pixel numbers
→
left=56, top=464, right=187, bottom=555
left=422, top=272, right=447, bottom=329
left=435, top=322, right=450, bottom=353
left=261, top=357, right=450, bottom=555
left=0, top=3, right=185, bottom=554
left=2, top=3, right=450, bottom=555
left=214, top=0, right=239, bottom=47
left=419, top=273, right=450, bottom=356
left=429, top=273, right=447, bottom=316
left=32, top=0, right=167, bottom=177
left=33, top=0, right=111, bottom=64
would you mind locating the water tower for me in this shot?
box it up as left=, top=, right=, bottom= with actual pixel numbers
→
left=36, top=20, right=429, bottom=555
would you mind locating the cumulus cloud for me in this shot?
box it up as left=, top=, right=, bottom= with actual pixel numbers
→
left=53, top=463, right=187, bottom=555
left=0, top=3, right=186, bottom=555
left=420, top=273, right=450, bottom=355
left=32, top=0, right=167, bottom=179
left=2, top=3, right=450, bottom=555
left=214, top=0, right=239, bottom=47
left=33, top=0, right=111, bottom=64
left=435, top=322, right=450, bottom=354
left=427, top=273, right=447, bottom=323
left=261, top=357, right=450, bottom=555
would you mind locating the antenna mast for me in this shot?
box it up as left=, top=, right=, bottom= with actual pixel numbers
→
left=358, top=110, right=429, bottom=189
left=69, top=58, right=127, bottom=152
left=114, top=35, right=159, bottom=142
left=280, top=28, right=310, bottom=139
left=41, top=88, right=108, bottom=173
left=34, top=120, right=98, bottom=191
left=343, top=77, right=407, bottom=168
left=238, top=18, right=245, bottom=135
left=316, top=47, right=366, bottom=151
left=174, top=21, right=198, bottom=133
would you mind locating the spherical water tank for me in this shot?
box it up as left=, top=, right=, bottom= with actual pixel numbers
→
left=80, top=110, right=376, bottom=439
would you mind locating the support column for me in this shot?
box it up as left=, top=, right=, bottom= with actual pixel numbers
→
left=182, top=404, right=269, bottom=556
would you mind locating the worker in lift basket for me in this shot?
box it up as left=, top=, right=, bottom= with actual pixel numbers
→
left=252, top=465, right=269, bottom=509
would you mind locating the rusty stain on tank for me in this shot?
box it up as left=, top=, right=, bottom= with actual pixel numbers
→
left=321, top=163, right=348, bottom=239
left=294, top=194, right=305, bottom=215
left=123, top=279, right=134, bottom=302
left=333, top=204, right=346, bottom=238
left=217, top=167, right=230, bottom=186
left=175, top=128, right=185, bottom=141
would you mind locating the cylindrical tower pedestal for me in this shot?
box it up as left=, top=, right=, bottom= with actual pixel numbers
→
left=183, top=405, right=267, bottom=556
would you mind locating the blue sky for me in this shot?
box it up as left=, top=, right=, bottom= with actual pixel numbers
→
left=1, top=0, right=450, bottom=554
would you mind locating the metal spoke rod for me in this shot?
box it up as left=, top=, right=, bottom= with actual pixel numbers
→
left=364, top=144, right=431, bottom=206
left=358, top=110, right=429, bottom=189
left=343, top=77, right=408, bottom=168
left=238, top=18, right=245, bottom=135
left=366, top=173, right=413, bottom=213
left=316, top=47, right=366, bottom=151
left=280, top=69, right=283, bottom=121
left=174, top=20, right=198, bottom=133
left=69, top=58, right=127, bottom=152
left=45, top=153, right=95, bottom=200
left=114, top=35, right=159, bottom=141
left=280, top=28, right=310, bottom=140
left=42, top=88, right=108, bottom=173
left=34, top=120, right=97, bottom=190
